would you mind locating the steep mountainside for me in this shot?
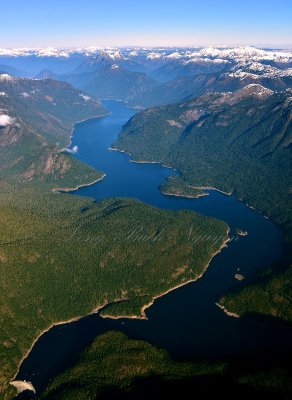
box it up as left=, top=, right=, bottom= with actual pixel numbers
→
left=0, top=74, right=107, bottom=185
left=116, top=85, right=292, bottom=230
left=131, top=63, right=292, bottom=107
left=115, top=85, right=292, bottom=322
left=149, top=58, right=230, bottom=82
left=62, top=63, right=158, bottom=100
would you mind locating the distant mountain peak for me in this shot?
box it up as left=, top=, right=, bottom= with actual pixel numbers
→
left=235, top=83, right=274, bottom=96
left=0, top=73, right=15, bottom=81
left=214, top=84, right=274, bottom=105
left=0, top=46, right=291, bottom=64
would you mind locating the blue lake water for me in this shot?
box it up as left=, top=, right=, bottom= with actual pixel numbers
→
left=17, top=100, right=292, bottom=393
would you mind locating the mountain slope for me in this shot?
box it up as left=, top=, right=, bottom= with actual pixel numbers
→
left=131, top=63, right=292, bottom=107
left=149, top=58, right=230, bottom=82
left=40, top=330, right=292, bottom=400
left=0, top=74, right=229, bottom=400
left=116, top=85, right=292, bottom=228
left=62, top=62, right=158, bottom=100
left=114, top=85, right=292, bottom=323
left=0, top=74, right=107, bottom=185
left=1, top=45, right=290, bottom=87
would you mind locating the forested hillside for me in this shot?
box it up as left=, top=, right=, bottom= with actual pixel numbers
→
left=115, top=85, right=292, bottom=321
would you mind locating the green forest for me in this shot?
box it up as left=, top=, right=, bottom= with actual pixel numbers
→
left=0, top=77, right=228, bottom=399
left=114, top=86, right=292, bottom=322
left=41, top=331, right=292, bottom=400
left=160, top=176, right=206, bottom=198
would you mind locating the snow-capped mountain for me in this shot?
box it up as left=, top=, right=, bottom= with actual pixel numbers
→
left=185, top=46, right=292, bottom=63
left=0, top=45, right=291, bottom=64
left=129, top=61, right=292, bottom=107
left=226, top=62, right=292, bottom=79
left=0, top=46, right=290, bottom=103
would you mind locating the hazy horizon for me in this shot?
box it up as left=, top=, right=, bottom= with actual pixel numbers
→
left=1, top=44, right=292, bottom=51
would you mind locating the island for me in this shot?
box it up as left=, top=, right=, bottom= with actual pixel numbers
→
left=235, top=228, right=248, bottom=237
left=160, top=176, right=207, bottom=199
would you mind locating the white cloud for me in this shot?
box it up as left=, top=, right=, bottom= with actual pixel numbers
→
left=66, top=145, right=79, bottom=154
left=0, top=114, right=13, bottom=127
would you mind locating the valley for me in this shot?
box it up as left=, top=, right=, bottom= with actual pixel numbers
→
left=15, top=100, right=290, bottom=400
left=114, top=85, right=292, bottom=323
left=0, top=44, right=291, bottom=399
left=0, top=74, right=228, bottom=399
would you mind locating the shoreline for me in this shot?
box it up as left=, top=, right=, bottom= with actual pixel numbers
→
left=12, top=230, right=230, bottom=383
left=215, top=302, right=240, bottom=318
left=5, top=100, right=283, bottom=397
left=52, top=111, right=111, bottom=195
left=101, top=230, right=230, bottom=321
left=191, top=186, right=271, bottom=219
left=11, top=110, right=112, bottom=385
left=11, top=301, right=110, bottom=382
left=140, top=231, right=230, bottom=319
left=10, top=380, right=36, bottom=396
left=130, top=160, right=177, bottom=170
left=193, top=185, right=232, bottom=196
left=65, top=111, right=111, bottom=150
left=108, top=147, right=271, bottom=220
left=52, top=173, right=106, bottom=193
left=160, top=189, right=209, bottom=200
left=108, top=147, right=178, bottom=171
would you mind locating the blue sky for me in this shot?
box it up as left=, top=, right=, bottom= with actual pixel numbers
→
left=1, top=0, right=291, bottom=48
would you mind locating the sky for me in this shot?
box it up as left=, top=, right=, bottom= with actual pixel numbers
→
left=1, top=0, right=291, bottom=48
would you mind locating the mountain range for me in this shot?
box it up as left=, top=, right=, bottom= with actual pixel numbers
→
left=130, top=62, right=292, bottom=106
left=1, top=45, right=292, bottom=400
left=115, top=83, right=292, bottom=238
left=0, top=46, right=291, bottom=101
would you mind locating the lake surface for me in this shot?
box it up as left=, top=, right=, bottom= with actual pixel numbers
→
left=16, top=100, right=292, bottom=393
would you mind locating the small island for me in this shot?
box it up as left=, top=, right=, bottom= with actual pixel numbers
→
left=235, top=228, right=248, bottom=236
left=234, top=273, right=245, bottom=281
left=160, top=176, right=207, bottom=199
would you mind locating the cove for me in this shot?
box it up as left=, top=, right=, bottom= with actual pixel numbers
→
left=16, top=100, right=292, bottom=394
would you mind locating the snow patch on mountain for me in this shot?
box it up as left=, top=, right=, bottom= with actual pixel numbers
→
left=242, top=83, right=274, bottom=96
left=128, top=50, right=138, bottom=57
left=183, top=57, right=229, bottom=65
left=226, top=62, right=292, bottom=79
left=35, top=47, right=71, bottom=58
left=147, top=52, right=165, bottom=60
left=79, top=93, right=91, bottom=101
left=0, top=73, right=15, bottom=81
left=212, top=84, right=274, bottom=106
left=227, top=71, right=259, bottom=80
left=195, top=46, right=292, bottom=63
